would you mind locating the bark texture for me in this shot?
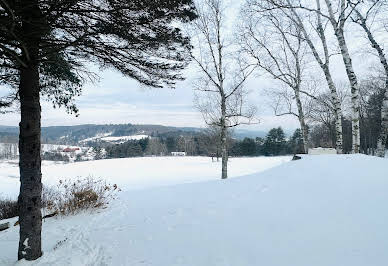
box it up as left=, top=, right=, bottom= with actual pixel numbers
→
left=18, top=0, right=43, bottom=260
left=324, top=0, right=360, bottom=153
left=377, top=90, right=388, bottom=157
left=294, top=87, right=309, bottom=153
left=18, top=65, right=43, bottom=261
left=220, top=121, right=228, bottom=179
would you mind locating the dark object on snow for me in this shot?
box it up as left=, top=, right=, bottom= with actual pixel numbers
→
left=292, top=155, right=302, bottom=161
left=43, top=211, right=58, bottom=220
left=14, top=211, right=58, bottom=227
left=0, top=222, right=10, bottom=231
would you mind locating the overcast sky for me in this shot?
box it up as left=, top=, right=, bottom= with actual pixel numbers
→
left=0, top=1, right=381, bottom=132
left=0, top=65, right=303, bottom=131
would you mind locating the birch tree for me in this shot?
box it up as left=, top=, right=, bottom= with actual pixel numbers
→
left=190, top=0, right=256, bottom=179
left=348, top=0, right=388, bottom=156
left=245, top=0, right=344, bottom=153
left=309, top=85, right=349, bottom=147
left=257, top=0, right=361, bottom=152
left=319, top=0, right=360, bottom=153
left=240, top=6, right=311, bottom=153
left=273, top=0, right=344, bottom=153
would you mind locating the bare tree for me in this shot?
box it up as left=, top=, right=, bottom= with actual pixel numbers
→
left=348, top=0, right=388, bottom=156
left=240, top=5, right=311, bottom=153
left=256, top=0, right=361, bottom=153
left=190, top=0, right=256, bottom=179
left=309, top=84, right=349, bottom=147
left=273, top=0, right=344, bottom=153
left=311, top=0, right=361, bottom=153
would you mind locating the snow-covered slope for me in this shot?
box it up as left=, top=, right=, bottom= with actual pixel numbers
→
left=0, top=156, right=290, bottom=198
left=79, top=134, right=149, bottom=144
left=1, top=155, right=388, bottom=266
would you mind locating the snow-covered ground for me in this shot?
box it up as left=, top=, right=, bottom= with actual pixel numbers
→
left=1, top=154, right=388, bottom=266
left=0, top=156, right=290, bottom=199
left=79, top=133, right=149, bottom=144
left=100, top=134, right=149, bottom=143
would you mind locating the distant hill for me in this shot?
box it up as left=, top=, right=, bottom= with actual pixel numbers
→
left=0, top=124, right=268, bottom=144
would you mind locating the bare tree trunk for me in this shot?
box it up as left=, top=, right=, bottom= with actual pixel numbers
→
left=18, top=0, right=43, bottom=260
left=221, top=96, right=228, bottom=179
left=336, top=30, right=360, bottom=153
left=294, top=88, right=309, bottom=153
left=324, top=0, right=360, bottom=153
left=315, top=0, right=343, bottom=154
left=18, top=65, right=43, bottom=261
left=327, top=74, right=344, bottom=154
left=377, top=89, right=388, bottom=157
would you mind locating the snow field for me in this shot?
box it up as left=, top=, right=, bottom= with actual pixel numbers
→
left=0, top=156, right=291, bottom=198
left=1, top=155, right=388, bottom=266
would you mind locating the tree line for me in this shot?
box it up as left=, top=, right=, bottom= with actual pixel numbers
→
left=95, top=127, right=303, bottom=159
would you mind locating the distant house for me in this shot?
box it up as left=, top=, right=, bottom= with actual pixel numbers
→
left=171, top=152, right=186, bottom=156
left=63, top=147, right=80, bottom=153
left=308, top=147, right=337, bottom=155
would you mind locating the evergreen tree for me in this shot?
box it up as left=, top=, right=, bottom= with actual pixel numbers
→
left=166, top=137, right=178, bottom=153
left=264, top=127, right=287, bottom=156
left=0, top=1, right=196, bottom=260
left=288, top=129, right=305, bottom=154
left=240, top=138, right=257, bottom=156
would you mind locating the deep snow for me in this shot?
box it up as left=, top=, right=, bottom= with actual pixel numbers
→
left=1, top=155, right=388, bottom=266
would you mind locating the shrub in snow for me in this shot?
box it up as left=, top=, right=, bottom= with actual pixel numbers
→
left=43, top=177, right=120, bottom=215
left=0, top=198, right=18, bottom=220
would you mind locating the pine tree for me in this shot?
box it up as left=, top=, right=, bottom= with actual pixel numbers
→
left=0, top=0, right=196, bottom=260
left=264, top=127, right=287, bottom=156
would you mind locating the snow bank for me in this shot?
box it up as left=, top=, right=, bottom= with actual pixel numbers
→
left=1, top=155, right=388, bottom=266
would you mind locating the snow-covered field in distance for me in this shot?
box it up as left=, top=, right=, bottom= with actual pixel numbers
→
left=1, top=154, right=388, bottom=266
left=79, top=134, right=149, bottom=144
left=0, top=156, right=291, bottom=199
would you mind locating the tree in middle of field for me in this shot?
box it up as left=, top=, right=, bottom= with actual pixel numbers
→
left=189, top=0, right=256, bottom=179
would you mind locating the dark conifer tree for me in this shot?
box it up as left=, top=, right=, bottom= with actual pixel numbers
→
left=0, top=0, right=196, bottom=260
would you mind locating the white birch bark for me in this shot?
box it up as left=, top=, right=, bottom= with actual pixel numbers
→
left=288, top=0, right=343, bottom=153
left=220, top=95, right=228, bottom=179
left=294, top=86, right=309, bottom=153
left=294, top=44, right=309, bottom=153
left=377, top=90, right=388, bottom=157
left=324, top=0, right=360, bottom=153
